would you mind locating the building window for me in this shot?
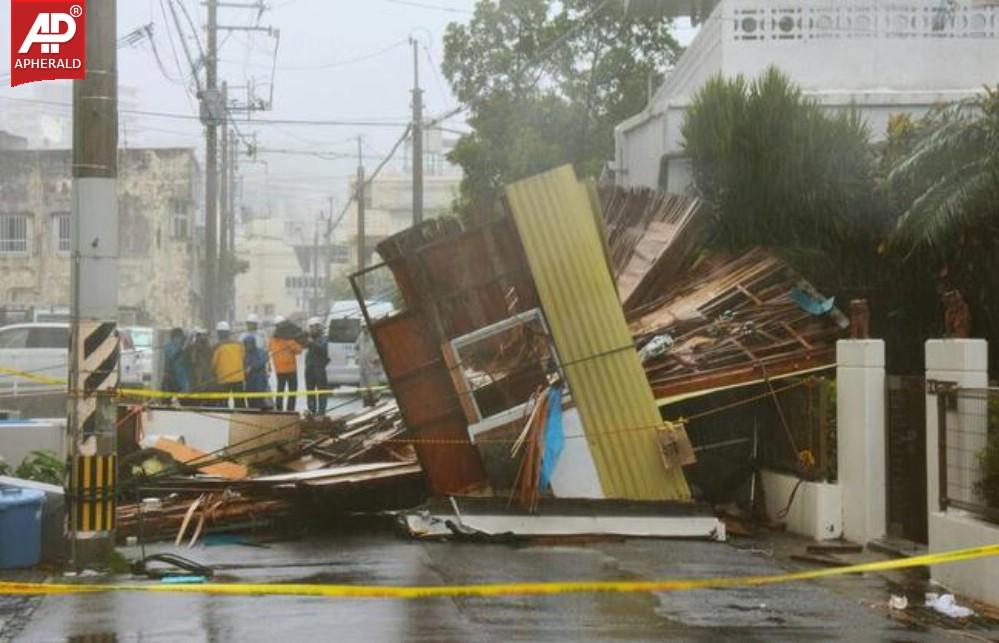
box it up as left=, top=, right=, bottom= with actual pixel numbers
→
left=170, top=199, right=190, bottom=240
left=52, top=212, right=70, bottom=253
left=330, top=244, right=349, bottom=264
left=0, top=213, right=30, bottom=255
left=285, top=275, right=322, bottom=290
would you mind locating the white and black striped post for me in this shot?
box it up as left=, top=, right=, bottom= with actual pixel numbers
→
left=68, top=0, right=119, bottom=566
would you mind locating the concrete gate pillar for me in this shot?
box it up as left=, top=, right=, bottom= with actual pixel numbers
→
left=837, top=340, right=886, bottom=544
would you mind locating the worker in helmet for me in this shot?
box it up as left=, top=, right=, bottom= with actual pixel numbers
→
left=304, top=316, right=330, bottom=415
left=242, top=313, right=267, bottom=353
left=211, top=321, right=246, bottom=409
left=269, top=315, right=305, bottom=411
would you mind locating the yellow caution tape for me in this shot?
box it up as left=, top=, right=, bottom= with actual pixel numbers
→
left=0, top=366, right=65, bottom=386
left=115, top=387, right=379, bottom=401
left=1, top=543, right=996, bottom=599
left=0, top=364, right=388, bottom=400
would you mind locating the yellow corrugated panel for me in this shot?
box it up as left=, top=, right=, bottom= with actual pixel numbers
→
left=505, top=165, right=690, bottom=501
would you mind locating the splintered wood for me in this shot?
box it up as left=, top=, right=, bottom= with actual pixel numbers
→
left=600, top=186, right=846, bottom=400
left=600, top=186, right=704, bottom=310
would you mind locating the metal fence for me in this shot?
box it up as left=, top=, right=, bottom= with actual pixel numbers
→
left=933, top=384, right=999, bottom=523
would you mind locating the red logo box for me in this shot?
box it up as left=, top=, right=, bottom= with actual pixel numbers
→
left=10, top=0, right=86, bottom=87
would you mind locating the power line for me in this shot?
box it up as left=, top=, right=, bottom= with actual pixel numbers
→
left=0, top=95, right=410, bottom=128
left=379, top=0, right=472, bottom=14
left=219, top=38, right=410, bottom=71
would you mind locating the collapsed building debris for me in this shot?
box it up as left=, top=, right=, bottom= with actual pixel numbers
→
left=599, top=185, right=847, bottom=401
left=116, top=401, right=421, bottom=543
left=355, top=166, right=701, bottom=519
left=349, top=165, right=844, bottom=538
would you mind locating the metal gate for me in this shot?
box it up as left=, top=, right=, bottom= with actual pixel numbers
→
left=886, top=375, right=928, bottom=544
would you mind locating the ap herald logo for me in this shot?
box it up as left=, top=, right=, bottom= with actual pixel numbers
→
left=10, top=0, right=86, bottom=87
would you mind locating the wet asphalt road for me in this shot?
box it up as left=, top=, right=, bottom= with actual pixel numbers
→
left=7, top=525, right=955, bottom=642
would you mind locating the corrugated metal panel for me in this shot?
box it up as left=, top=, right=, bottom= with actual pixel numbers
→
left=505, top=165, right=690, bottom=501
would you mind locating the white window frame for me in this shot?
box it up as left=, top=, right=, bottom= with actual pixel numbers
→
left=449, top=308, right=561, bottom=423
left=170, top=199, right=190, bottom=240
left=52, top=211, right=71, bottom=253
left=0, top=212, right=31, bottom=255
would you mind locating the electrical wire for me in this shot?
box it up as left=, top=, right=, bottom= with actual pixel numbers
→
left=234, top=38, right=410, bottom=72
left=380, top=0, right=472, bottom=14
left=0, top=95, right=409, bottom=128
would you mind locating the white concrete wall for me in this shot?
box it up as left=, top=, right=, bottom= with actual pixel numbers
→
left=0, top=419, right=65, bottom=468
left=614, top=0, right=999, bottom=190
left=837, top=340, right=887, bottom=544
left=724, top=0, right=999, bottom=93
left=761, top=469, right=843, bottom=540
left=929, top=510, right=999, bottom=606
left=924, top=339, right=999, bottom=607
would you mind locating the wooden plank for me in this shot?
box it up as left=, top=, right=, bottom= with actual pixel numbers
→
left=154, top=437, right=249, bottom=480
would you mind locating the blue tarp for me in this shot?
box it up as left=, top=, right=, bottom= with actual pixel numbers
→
left=791, top=286, right=835, bottom=316
left=540, top=385, right=564, bottom=491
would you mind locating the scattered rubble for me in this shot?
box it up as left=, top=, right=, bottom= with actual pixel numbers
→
left=116, top=400, right=420, bottom=544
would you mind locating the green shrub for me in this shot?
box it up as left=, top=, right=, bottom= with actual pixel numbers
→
left=15, top=450, right=64, bottom=486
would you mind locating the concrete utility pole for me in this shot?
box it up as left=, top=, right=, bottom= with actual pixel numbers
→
left=203, top=0, right=219, bottom=326
left=312, top=219, right=320, bottom=316
left=356, top=136, right=366, bottom=279
left=324, top=196, right=334, bottom=314
left=220, top=82, right=230, bottom=305
left=410, top=38, right=423, bottom=227
left=228, top=133, right=237, bottom=321
left=69, top=0, right=119, bottom=566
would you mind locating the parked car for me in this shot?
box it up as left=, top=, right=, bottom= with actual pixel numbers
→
left=0, top=322, right=154, bottom=391
left=119, top=326, right=154, bottom=387
left=325, top=300, right=392, bottom=386
left=0, top=323, right=69, bottom=391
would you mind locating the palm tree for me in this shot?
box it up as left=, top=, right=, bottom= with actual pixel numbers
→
left=887, top=87, right=999, bottom=253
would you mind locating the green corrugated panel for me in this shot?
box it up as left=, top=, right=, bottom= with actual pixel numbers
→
left=505, top=165, right=691, bottom=501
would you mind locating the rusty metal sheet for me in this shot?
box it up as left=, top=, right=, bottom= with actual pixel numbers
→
left=504, top=165, right=691, bottom=501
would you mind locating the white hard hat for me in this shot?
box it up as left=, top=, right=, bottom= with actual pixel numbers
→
left=216, top=321, right=231, bottom=332
left=307, top=316, right=322, bottom=328
left=247, top=313, right=260, bottom=323
left=274, top=315, right=286, bottom=324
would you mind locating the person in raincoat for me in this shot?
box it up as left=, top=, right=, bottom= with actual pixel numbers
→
left=304, top=317, right=330, bottom=415
left=186, top=327, right=215, bottom=404
left=243, top=334, right=272, bottom=410
left=211, top=321, right=246, bottom=409
left=162, top=328, right=192, bottom=404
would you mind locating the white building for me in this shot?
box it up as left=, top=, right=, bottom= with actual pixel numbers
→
left=614, top=0, right=999, bottom=192
left=234, top=218, right=334, bottom=322
left=343, top=130, right=462, bottom=269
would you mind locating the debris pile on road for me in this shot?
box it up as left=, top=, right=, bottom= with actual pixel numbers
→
left=116, top=400, right=422, bottom=544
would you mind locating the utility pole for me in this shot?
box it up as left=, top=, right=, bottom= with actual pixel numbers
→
left=356, top=136, right=366, bottom=280
left=203, top=0, right=220, bottom=327
left=220, top=82, right=230, bottom=314
left=324, top=196, right=334, bottom=315
left=69, top=0, right=119, bottom=566
left=228, top=133, right=238, bottom=321
left=410, top=38, right=424, bottom=227
left=312, top=219, right=320, bottom=316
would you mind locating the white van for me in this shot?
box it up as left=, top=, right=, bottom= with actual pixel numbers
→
left=0, top=323, right=154, bottom=391
left=0, top=323, right=69, bottom=391
left=325, top=300, right=392, bottom=385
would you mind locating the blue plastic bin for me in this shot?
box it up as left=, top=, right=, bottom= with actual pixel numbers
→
left=0, top=487, right=45, bottom=569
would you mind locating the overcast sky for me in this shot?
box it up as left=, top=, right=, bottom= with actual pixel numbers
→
left=0, top=0, right=695, bottom=221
